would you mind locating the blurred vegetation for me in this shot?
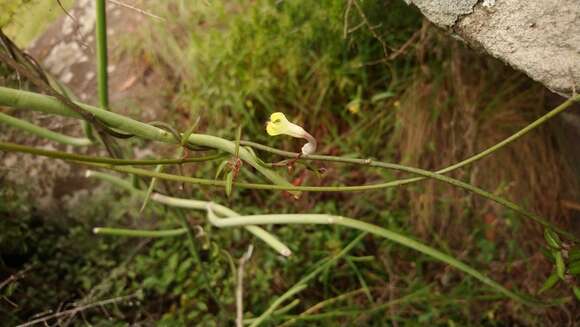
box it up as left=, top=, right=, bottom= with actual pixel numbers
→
left=0, top=0, right=74, bottom=47
left=1, top=0, right=579, bottom=326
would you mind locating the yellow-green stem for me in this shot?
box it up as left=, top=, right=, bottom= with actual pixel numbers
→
left=1, top=140, right=570, bottom=240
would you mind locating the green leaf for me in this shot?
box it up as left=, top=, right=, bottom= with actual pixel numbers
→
left=234, top=125, right=243, bottom=157
left=538, top=270, right=559, bottom=294
left=225, top=171, right=234, bottom=197
left=140, top=164, right=164, bottom=213
left=181, top=116, right=200, bottom=146
left=544, top=229, right=561, bottom=249
left=215, top=160, right=229, bottom=179
left=555, top=251, right=565, bottom=279
left=346, top=257, right=374, bottom=303
left=370, top=91, right=395, bottom=103
left=244, top=146, right=267, bottom=166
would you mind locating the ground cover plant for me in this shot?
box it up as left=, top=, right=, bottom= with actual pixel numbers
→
left=1, top=0, right=580, bottom=326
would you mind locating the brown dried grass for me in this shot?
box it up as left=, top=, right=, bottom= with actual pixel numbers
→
left=391, top=31, right=575, bottom=256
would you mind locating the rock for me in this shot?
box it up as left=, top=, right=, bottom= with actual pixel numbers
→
left=1, top=0, right=167, bottom=213
left=406, top=0, right=580, bottom=97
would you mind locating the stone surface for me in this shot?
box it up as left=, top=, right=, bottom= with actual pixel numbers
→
left=1, top=0, right=166, bottom=213
left=406, top=0, right=580, bottom=97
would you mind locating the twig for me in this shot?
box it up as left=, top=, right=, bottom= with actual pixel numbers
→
left=343, top=0, right=354, bottom=39
left=351, top=0, right=390, bottom=59
left=16, top=293, right=137, bottom=327
left=237, top=245, right=254, bottom=327
left=107, top=0, right=166, bottom=21
left=388, top=29, right=421, bottom=60
left=0, top=266, right=32, bottom=290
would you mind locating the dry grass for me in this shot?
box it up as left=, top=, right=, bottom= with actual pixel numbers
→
left=391, top=30, right=577, bottom=319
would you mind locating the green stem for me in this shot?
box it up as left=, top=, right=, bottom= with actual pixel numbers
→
left=96, top=0, right=109, bottom=110
left=249, top=285, right=308, bottom=327
left=86, top=171, right=292, bottom=257
left=3, top=141, right=567, bottom=239
left=278, top=288, right=369, bottom=327
left=0, top=141, right=223, bottom=165
left=243, top=93, right=580, bottom=179
left=280, top=287, right=430, bottom=325
left=93, top=226, right=185, bottom=237
left=205, top=210, right=550, bottom=307
left=174, top=207, right=226, bottom=318
left=242, top=300, right=301, bottom=325
left=0, top=112, right=92, bottom=146
left=247, top=233, right=367, bottom=327
left=151, top=193, right=292, bottom=257
left=0, top=87, right=295, bottom=193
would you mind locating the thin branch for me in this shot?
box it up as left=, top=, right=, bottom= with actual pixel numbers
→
left=0, top=266, right=32, bottom=290
left=16, top=293, right=137, bottom=327
left=93, top=226, right=186, bottom=237
left=107, top=0, right=166, bottom=21
left=96, top=0, right=109, bottom=110
left=237, top=245, right=254, bottom=327
left=343, top=0, right=354, bottom=39
left=1, top=140, right=571, bottom=240
left=352, top=0, right=390, bottom=59
left=0, top=86, right=297, bottom=194
left=0, top=112, right=92, bottom=146
left=388, top=29, right=420, bottom=60
left=87, top=171, right=292, bottom=257
left=243, top=233, right=368, bottom=327
left=205, top=208, right=553, bottom=307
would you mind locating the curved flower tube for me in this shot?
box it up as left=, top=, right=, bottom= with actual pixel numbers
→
left=266, top=112, right=317, bottom=155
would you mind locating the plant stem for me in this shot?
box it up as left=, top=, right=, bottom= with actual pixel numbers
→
left=249, top=285, right=308, bottom=327
left=0, top=112, right=92, bottom=146
left=96, top=0, right=109, bottom=110
left=247, top=233, right=367, bottom=327
left=86, top=171, right=292, bottom=257
left=151, top=193, right=292, bottom=256
left=279, top=287, right=430, bottom=326
left=278, top=288, right=369, bottom=327
left=3, top=140, right=569, bottom=239
left=0, top=140, right=224, bottom=165
left=244, top=93, right=580, bottom=179
left=0, top=87, right=296, bottom=193
left=93, top=226, right=186, bottom=237
left=205, top=211, right=549, bottom=307
left=174, top=208, right=226, bottom=319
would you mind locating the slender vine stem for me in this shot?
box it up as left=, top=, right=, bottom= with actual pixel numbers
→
left=96, top=0, right=109, bottom=110
left=205, top=208, right=553, bottom=307
left=0, top=112, right=92, bottom=146
left=3, top=141, right=572, bottom=240
left=279, top=287, right=432, bottom=326
left=242, top=93, right=580, bottom=182
left=174, top=207, right=226, bottom=319
left=0, top=141, right=224, bottom=165
left=86, top=171, right=292, bottom=257
left=278, top=288, right=370, bottom=327
left=93, top=226, right=186, bottom=237
left=247, top=233, right=367, bottom=327
left=0, top=87, right=296, bottom=193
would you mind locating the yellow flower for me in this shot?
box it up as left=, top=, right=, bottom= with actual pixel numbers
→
left=346, top=99, right=360, bottom=114
left=266, top=112, right=317, bottom=155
